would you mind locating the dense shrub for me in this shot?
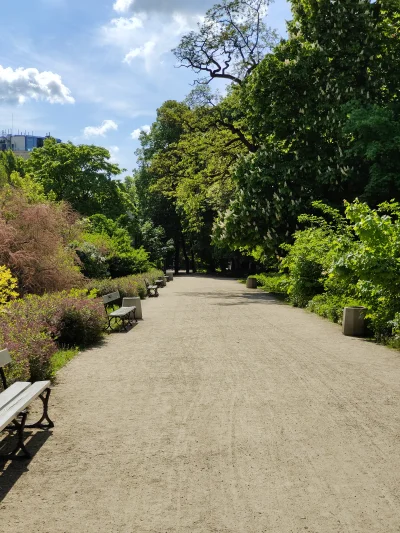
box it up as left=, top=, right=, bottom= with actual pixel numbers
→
left=258, top=200, right=400, bottom=344
left=0, top=298, right=57, bottom=383
left=281, top=225, right=338, bottom=308
left=0, top=291, right=106, bottom=385
left=75, top=242, right=110, bottom=279
left=307, top=294, right=361, bottom=325
left=254, top=273, right=289, bottom=295
left=107, top=248, right=151, bottom=278
left=0, top=187, right=84, bottom=294
left=86, top=269, right=164, bottom=300
left=55, top=296, right=106, bottom=348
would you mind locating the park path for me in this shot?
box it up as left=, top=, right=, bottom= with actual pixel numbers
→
left=1, top=275, right=400, bottom=532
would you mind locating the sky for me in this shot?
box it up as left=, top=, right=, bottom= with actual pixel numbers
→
left=0, top=0, right=292, bottom=175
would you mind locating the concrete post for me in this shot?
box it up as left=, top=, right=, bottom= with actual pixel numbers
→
left=342, top=307, right=366, bottom=337
left=246, top=277, right=257, bottom=289
left=122, top=297, right=143, bottom=320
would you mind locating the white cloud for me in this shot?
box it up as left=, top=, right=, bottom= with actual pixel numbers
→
left=131, top=124, right=150, bottom=139
left=83, top=120, right=118, bottom=138
left=113, top=0, right=211, bottom=14
left=101, top=12, right=200, bottom=71
left=113, top=0, right=133, bottom=13
left=124, top=41, right=156, bottom=64
left=108, top=145, right=120, bottom=163
left=0, top=65, right=75, bottom=105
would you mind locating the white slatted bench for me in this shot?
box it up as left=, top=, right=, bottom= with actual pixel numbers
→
left=145, top=279, right=159, bottom=298
left=103, top=291, right=137, bottom=332
left=0, top=349, right=54, bottom=460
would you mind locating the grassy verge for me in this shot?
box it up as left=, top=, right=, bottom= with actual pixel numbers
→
left=51, top=347, right=80, bottom=376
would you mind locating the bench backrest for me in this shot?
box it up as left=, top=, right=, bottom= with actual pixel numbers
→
left=0, top=349, right=11, bottom=390
left=0, top=349, right=11, bottom=369
left=103, top=291, right=121, bottom=306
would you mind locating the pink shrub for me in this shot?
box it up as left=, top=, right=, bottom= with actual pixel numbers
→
left=0, top=189, right=84, bottom=295
left=0, top=292, right=106, bottom=387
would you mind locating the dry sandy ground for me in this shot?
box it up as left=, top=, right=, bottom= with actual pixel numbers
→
left=1, top=275, right=400, bottom=533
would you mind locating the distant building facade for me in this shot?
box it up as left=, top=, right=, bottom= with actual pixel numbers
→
left=0, top=133, right=62, bottom=159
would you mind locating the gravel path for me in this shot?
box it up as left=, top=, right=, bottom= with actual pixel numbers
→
left=1, top=275, right=400, bottom=532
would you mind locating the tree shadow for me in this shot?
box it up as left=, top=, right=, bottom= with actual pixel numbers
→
left=0, top=429, right=53, bottom=502
left=176, top=290, right=287, bottom=306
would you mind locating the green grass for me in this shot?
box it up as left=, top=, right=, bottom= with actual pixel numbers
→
left=51, top=347, right=80, bottom=376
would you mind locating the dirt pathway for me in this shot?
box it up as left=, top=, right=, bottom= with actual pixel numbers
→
left=1, top=275, right=400, bottom=532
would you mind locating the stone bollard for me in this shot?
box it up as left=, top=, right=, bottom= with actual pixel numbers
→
left=342, top=306, right=366, bottom=337
left=122, top=297, right=143, bottom=320
left=166, top=270, right=174, bottom=281
left=164, top=276, right=169, bottom=285
left=246, top=277, right=257, bottom=289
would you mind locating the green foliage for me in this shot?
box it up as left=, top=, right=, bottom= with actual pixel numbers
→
left=0, top=150, right=25, bottom=182
left=107, top=248, right=151, bottom=278
left=75, top=241, right=110, bottom=279
left=264, top=199, right=400, bottom=344
left=343, top=103, right=400, bottom=204
left=281, top=225, right=340, bottom=307
left=308, top=294, right=361, bottom=325
left=140, top=220, right=174, bottom=268
left=214, top=0, right=400, bottom=252
left=86, top=269, right=164, bottom=301
left=254, top=273, right=289, bottom=295
left=51, top=347, right=80, bottom=376
left=25, top=138, right=127, bottom=219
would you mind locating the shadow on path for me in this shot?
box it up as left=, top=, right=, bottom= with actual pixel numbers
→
left=0, top=430, right=53, bottom=503
left=176, top=291, right=286, bottom=306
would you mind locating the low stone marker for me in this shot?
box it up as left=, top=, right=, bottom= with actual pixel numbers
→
left=246, top=277, right=257, bottom=289
left=123, top=297, right=143, bottom=320
left=342, top=306, right=366, bottom=337
left=166, top=270, right=174, bottom=281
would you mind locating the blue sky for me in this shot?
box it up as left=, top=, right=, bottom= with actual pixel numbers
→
left=0, top=0, right=292, bottom=175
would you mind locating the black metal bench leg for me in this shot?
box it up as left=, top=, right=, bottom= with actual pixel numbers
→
left=26, top=389, right=54, bottom=429
left=0, top=411, right=31, bottom=460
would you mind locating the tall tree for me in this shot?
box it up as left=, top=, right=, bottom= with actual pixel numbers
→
left=214, top=0, right=400, bottom=254
left=26, top=138, right=127, bottom=219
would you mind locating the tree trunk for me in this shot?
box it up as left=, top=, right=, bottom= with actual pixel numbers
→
left=174, top=238, right=180, bottom=275
left=182, top=235, right=190, bottom=274
left=191, top=246, right=197, bottom=273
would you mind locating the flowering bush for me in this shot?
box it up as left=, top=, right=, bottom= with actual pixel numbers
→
left=0, top=291, right=106, bottom=386
left=0, top=187, right=84, bottom=294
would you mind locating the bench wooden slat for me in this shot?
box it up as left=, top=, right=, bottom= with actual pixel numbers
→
left=0, top=381, right=51, bottom=432
left=103, top=291, right=120, bottom=305
left=0, top=382, right=31, bottom=412
left=109, top=306, right=136, bottom=318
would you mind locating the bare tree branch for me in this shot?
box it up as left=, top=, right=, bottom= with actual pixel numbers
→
left=172, top=0, right=279, bottom=85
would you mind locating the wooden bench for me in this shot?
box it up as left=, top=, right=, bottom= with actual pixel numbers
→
left=0, top=349, right=54, bottom=460
left=103, top=291, right=137, bottom=331
left=145, top=279, right=159, bottom=298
